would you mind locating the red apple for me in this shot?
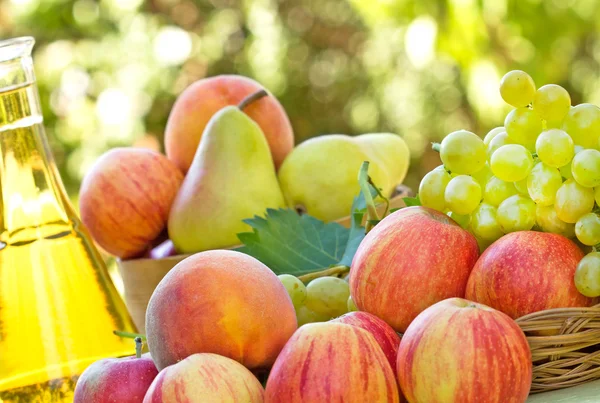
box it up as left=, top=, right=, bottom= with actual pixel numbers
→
left=265, top=322, right=400, bottom=402
left=466, top=231, right=597, bottom=319
left=349, top=206, right=479, bottom=332
left=397, top=298, right=532, bottom=403
left=332, top=311, right=401, bottom=377
left=73, top=353, right=158, bottom=403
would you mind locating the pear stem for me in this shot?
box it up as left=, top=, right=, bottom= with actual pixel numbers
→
left=135, top=337, right=143, bottom=359
left=238, top=90, right=269, bottom=110
left=298, top=265, right=350, bottom=283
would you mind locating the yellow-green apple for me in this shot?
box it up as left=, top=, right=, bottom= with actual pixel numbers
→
left=332, top=311, right=401, bottom=377
left=164, top=75, right=294, bottom=173
left=73, top=353, right=158, bottom=403
left=145, top=250, right=297, bottom=371
left=278, top=133, right=410, bottom=222
left=79, top=148, right=183, bottom=259
left=264, top=322, right=400, bottom=403
left=143, top=353, right=264, bottom=403
left=349, top=206, right=479, bottom=332
left=397, top=298, right=532, bottom=403
left=466, top=231, right=597, bottom=319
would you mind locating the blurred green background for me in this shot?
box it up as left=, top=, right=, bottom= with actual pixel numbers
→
left=2, top=0, right=600, bottom=195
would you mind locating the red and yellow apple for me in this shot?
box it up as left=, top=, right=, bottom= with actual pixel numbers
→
left=332, top=311, right=401, bottom=377
left=466, top=231, right=597, bottom=319
left=73, top=353, right=158, bottom=403
left=143, top=353, right=264, bottom=403
left=164, top=75, right=294, bottom=173
left=79, top=148, right=183, bottom=259
left=145, top=250, right=297, bottom=371
left=349, top=206, right=479, bottom=332
left=397, top=298, right=532, bottom=403
left=265, top=322, right=399, bottom=402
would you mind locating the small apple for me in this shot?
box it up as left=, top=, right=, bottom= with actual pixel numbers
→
left=349, top=206, right=479, bottom=332
left=74, top=340, right=158, bottom=403
left=397, top=298, right=532, bottom=403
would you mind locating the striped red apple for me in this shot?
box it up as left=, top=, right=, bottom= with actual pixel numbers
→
left=397, top=298, right=532, bottom=403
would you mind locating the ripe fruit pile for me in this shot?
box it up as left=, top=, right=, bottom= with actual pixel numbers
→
left=419, top=70, right=600, bottom=298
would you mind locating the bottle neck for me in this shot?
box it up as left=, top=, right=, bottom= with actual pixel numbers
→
left=0, top=59, right=73, bottom=246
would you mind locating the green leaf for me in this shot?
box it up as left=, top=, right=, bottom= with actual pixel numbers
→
left=338, top=191, right=371, bottom=267
left=402, top=195, right=421, bottom=207
left=237, top=208, right=350, bottom=276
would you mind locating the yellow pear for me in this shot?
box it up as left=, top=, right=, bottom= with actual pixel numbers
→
left=278, top=133, right=410, bottom=222
left=168, top=100, right=286, bottom=253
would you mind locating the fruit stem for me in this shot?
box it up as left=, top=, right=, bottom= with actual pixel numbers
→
left=367, top=176, right=390, bottom=218
left=358, top=161, right=380, bottom=233
left=238, top=89, right=269, bottom=110
left=135, top=337, right=143, bottom=359
left=298, top=265, right=350, bottom=283
left=113, top=330, right=147, bottom=341
left=431, top=142, right=441, bottom=152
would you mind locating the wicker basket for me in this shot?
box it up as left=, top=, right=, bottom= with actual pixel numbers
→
left=515, top=304, right=600, bottom=394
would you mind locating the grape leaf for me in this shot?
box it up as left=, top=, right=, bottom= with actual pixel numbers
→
left=236, top=208, right=351, bottom=276
left=402, top=195, right=421, bottom=207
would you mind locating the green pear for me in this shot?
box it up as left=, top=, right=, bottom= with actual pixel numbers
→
left=168, top=103, right=286, bottom=253
left=278, top=133, right=410, bottom=222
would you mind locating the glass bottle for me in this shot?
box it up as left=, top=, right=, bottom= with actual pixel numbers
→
left=0, top=37, right=137, bottom=402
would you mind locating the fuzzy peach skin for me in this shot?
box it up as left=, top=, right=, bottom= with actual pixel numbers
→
left=466, top=231, right=597, bottom=319
left=143, top=353, right=264, bottom=403
left=164, top=75, right=294, bottom=173
left=73, top=353, right=158, bottom=403
left=349, top=206, right=479, bottom=333
left=79, top=148, right=183, bottom=259
left=332, top=311, right=401, bottom=377
left=264, top=322, right=400, bottom=403
left=397, top=298, right=532, bottom=403
left=145, top=250, right=297, bottom=371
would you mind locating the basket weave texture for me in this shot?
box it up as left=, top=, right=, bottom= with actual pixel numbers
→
left=515, top=303, right=600, bottom=394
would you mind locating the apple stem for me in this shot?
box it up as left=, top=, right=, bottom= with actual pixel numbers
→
left=431, top=142, right=441, bottom=152
left=135, top=337, right=143, bottom=359
left=298, top=265, right=350, bottom=283
left=238, top=90, right=269, bottom=111
left=358, top=161, right=380, bottom=233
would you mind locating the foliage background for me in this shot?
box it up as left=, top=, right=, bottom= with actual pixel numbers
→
left=2, top=0, right=600, bottom=195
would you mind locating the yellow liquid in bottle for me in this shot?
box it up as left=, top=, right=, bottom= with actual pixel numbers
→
left=0, top=84, right=137, bottom=402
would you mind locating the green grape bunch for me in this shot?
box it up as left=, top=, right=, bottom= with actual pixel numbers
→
left=419, top=69, right=600, bottom=299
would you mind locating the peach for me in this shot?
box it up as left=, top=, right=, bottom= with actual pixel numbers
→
left=145, top=250, right=297, bottom=371
left=164, top=75, right=294, bottom=173
left=143, top=353, right=264, bottom=403
left=79, top=148, right=183, bottom=259
left=264, top=322, right=400, bottom=403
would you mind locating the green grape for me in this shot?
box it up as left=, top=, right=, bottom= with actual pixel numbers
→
left=535, top=204, right=575, bottom=238
left=571, top=149, right=600, bottom=188
left=444, top=175, right=482, bottom=215
left=490, top=144, right=534, bottom=182
left=532, top=84, right=571, bottom=122
left=470, top=203, right=504, bottom=241
left=475, top=236, right=493, bottom=254
left=574, top=252, right=600, bottom=297
left=447, top=211, right=471, bottom=229
left=296, top=304, right=330, bottom=326
left=497, top=195, right=536, bottom=233
left=487, top=131, right=512, bottom=160
left=535, top=129, right=574, bottom=168
left=595, top=186, right=600, bottom=206
left=483, top=127, right=506, bottom=146
left=483, top=176, right=517, bottom=206
left=278, top=274, right=307, bottom=309
left=554, top=179, right=595, bottom=223
left=440, top=130, right=487, bottom=174
left=527, top=162, right=563, bottom=206
left=419, top=165, right=451, bottom=211
left=559, top=145, right=584, bottom=180
left=504, top=107, right=543, bottom=151
left=575, top=213, right=600, bottom=246
left=305, top=276, right=350, bottom=318
left=347, top=296, right=358, bottom=312
left=562, top=103, right=600, bottom=148
left=499, top=70, right=536, bottom=108
left=514, top=177, right=529, bottom=195
left=471, top=163, right=493, bottom=187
